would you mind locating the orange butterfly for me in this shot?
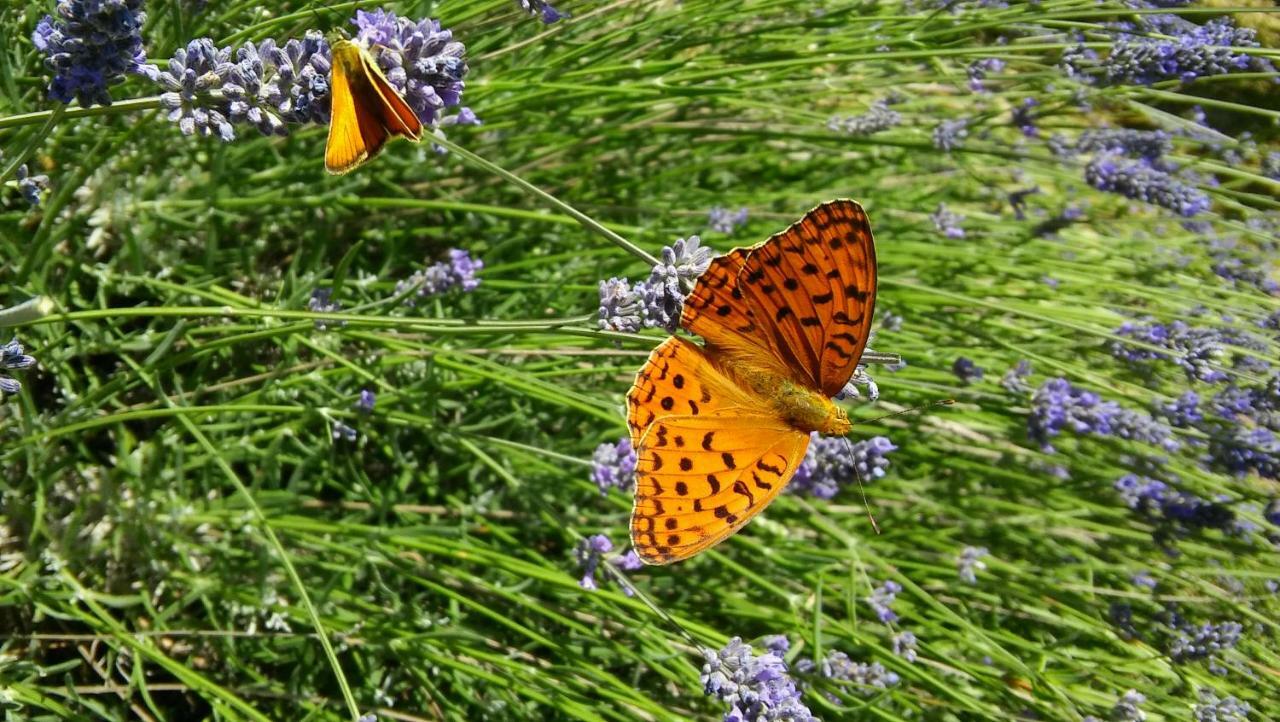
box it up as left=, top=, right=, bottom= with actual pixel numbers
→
left=627, top=199, right=878, bottom=565
left=324, top=39, right=423, bottom=175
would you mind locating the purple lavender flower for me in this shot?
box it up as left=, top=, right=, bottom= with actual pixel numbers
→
left=590, top=437, right=636, bottom=494
left=6, top=159, right=51, bottom=207
left=866, top=580, right=901, bottom=623
left=1160, top=391, right=1202, bottom=427
left=1168, top=620, right=1242, bottom=662
left=332, top=420, right=357, bottom=441
left=1085, top=152, right=1210, bottom=217
left=762, top=635, right=790, bottom=656
left=155, top=38, right=236, bottom=140
left=356, top=389, right=376, bottom=413
left=1104, top=18, right=1267, bottom=86
left=957, top=546, right=988, bottom=584
left=1131, top=571, right=1158, bottom=590
left=1194, top=688, right=1251, bottom=722
left=1115, top=474, right=1237, bottom=535
left=395, top=249, right=483, bottom=305
left=32, top=0, right=154, bottom=107
left=930, top=203, right=965, bottom=238
left=1028, top=378, right=1178, bottom=454
left=1069, top=129, right=1172, bottom=161
left=966, top=58, right=1005, bottom=92
left=1010, top=98, right=1038, bottom=137
left=1, top=337, right=38, bottom=395
left=796, top=650, right=899, bottom=697
left=597, top=277, right=644, bottom=333
left=308, top=288, right=344, bottom=329
left=517, top=0, right=566, bottom=23
left=352, top=10, right=468, bottom=126
left=1111, top=320, right=1229, bottom=382
left=952, top=357, right=983, bottom=385
left=1264, top=151, right=1280, bottom=182
left=575, top=534, right=613, bottom=591
left=932, top=119, right=968, bottom=152
left=1209, top=426, right=1279, bottom=480
left=708, top=207, right=749, bottom=235
left=788, top=433, right=896, bottom=499
left=837, top=364, right=881, bottom=402
left=1266, top=499, right=1280, bottom=526
left=828, top=100, right=902, bottom=136
left=575, top=535, right=640, bottom=594
left=891, top=632, right=918, bottom=662
left=643, top=236, right=714, bottom=332
left=1000, top=360, right=1032, bottom=394
left=701, top=637, right=815, bottom=722
left=1109, top=690, right=1147, bottom=721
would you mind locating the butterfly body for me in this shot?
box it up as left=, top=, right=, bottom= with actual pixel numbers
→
left=627, top=199, right=878, bottom=565
left=738, top=365, right=851, bottom=436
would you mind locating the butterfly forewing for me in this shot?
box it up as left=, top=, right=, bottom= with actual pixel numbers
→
left=680, top=199, right=878, bottom=396
left=324, top=40, right=423, bottom=175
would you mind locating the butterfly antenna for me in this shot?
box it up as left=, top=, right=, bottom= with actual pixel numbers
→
left=861, top=398, right=955, bottom=426
left=841, top=436, right=881, bottom=535
left=600, top=559, right=704, bottom=650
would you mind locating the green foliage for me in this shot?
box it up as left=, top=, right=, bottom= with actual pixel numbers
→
left=1, top=1, right=1278, bottom=720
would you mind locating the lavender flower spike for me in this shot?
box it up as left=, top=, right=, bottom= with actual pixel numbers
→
left=33, top=0, right=155, bottom=107
left=1, top=337, right=38, bottom=395
left=590, top=437, right=637, bottom=494
left=701, top=637, right=815, bottom=722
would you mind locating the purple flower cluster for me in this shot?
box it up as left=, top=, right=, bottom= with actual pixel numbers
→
left=1194, top=688, right=1252, bottom=721
left=1085, top=152, right=1210, bottom=217
left=516, top=0, right=566, bottom=23
left=1160, top=391, right=1202, bottom=427
left=575, top=535, right=642, bottom=594
left=827, top=100, right=902, bottom=136
left=1, top=337, right=38, bottom=395
left=891, top=632, right=918, bottom=662
left=865, top=580, right=902, bottom=623
left=356, top=389, right=376, bottom=413
left=33, top=0, right=153, bottom=107
left=350, top=9, right=467, bottom=126
left=1000, top=360, right=1032, bottom=394
left=787, top=432, right=896, bottom=500
left=701, top=637, right=815, bottom=722
left=1103, top=18, right=1267, bottom=86
left=1167, top=619, right=1242, bottom=663
left=2, top=152, right=49, bottom=207
left=395, top=249, right=483, bottom=305
left=708, top=207, right=749, bottom=235
left=590, top=437, right=636, bottom=494
left=1057, top=129, right=1172, bottom=161
left=966, top=57, right=1004, bottom=92
left=597, top=236, right=714, bottom=334
left=153, top=10, right=467, bottom=142
left=930, top=203, right=965, bottom=239
left=1010, top=98, right=1038, bottom=137
left=308, top=288, right=344, bottom=329
left=1087, top=689, right=1146, bottom=722
left=795, top=649, right=900, bottom=697
left=932, top=119, right=968, bottom=152
left=1209, top=426, right=1279, bottom=480
left=1114, top=474, right=1237, bottom=538
left=1111, top=319, right=1233, bottom=382
left=952, top=357, right=983, bottom=385
left=1029, top=378, right=1178, bottom=454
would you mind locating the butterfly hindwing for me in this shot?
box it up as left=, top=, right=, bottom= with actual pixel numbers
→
left=631, top=412, right=810, bottom=565
left=625, top=336, right=751, bottom=450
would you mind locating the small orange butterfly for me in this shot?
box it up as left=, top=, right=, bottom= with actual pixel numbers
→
left=324, top=39, right=422, bottom=175
left=627, top=199, right=878, bottom=565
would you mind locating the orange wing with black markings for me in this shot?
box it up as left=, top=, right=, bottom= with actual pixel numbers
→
left=630, top=412, right=809, bottom=565
left=680, top=199, right=878, bottom=396
left=628, top=200, right=879, bottom=564
left=325, top=39, right=423, bottom=175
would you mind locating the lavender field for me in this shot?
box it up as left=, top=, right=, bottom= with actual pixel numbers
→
left=1, top=1, right=1278, bottom=720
